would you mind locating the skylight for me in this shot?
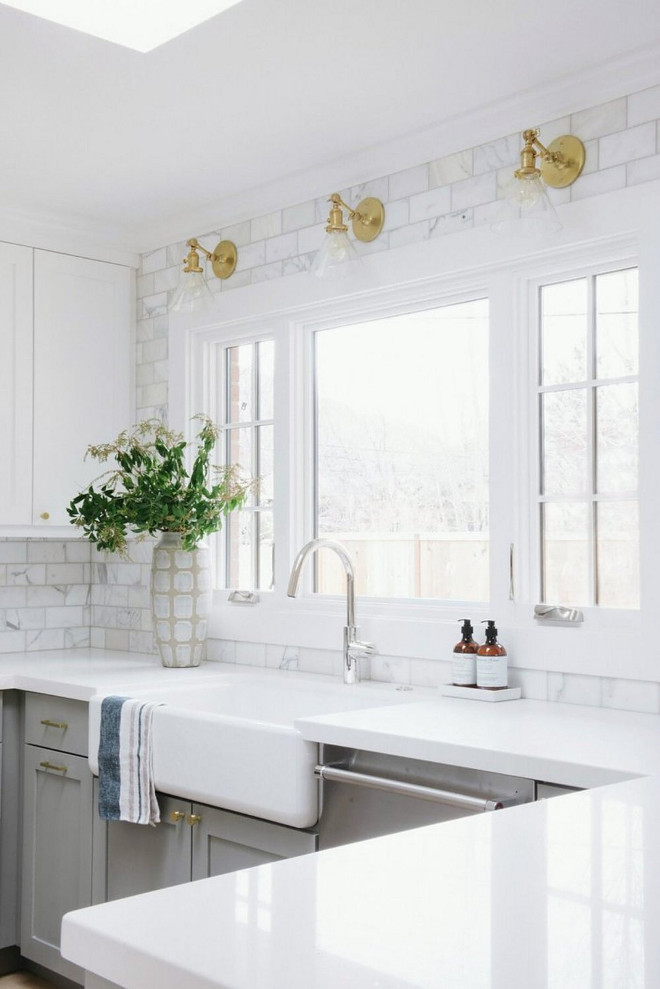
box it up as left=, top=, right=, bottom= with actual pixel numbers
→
left=1, top=0, right=244, bottom=52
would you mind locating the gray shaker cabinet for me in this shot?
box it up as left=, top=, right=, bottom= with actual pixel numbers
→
left=191, top=804, right=317, bottom=881
left=102, top=798, right=317, bottom=902
left=21, top=746, right=93, bottom=983
left=0, top=692, right=21, bottom=956
left=21, top=693, right=93, bottom=983
left=101, top=794, right=192, bottom=901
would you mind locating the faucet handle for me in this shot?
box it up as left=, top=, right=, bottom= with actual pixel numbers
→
left=347, top=639, right=377, bottom=660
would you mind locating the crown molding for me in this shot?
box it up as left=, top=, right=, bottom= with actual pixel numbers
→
left=0, top=206, right=140, bottom=266
left=134, top=41, right=660, bottom=254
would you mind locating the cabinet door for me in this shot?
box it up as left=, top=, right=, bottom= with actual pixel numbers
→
left=0, top=693, right=20, bottom=951
left=21, top=746, right=94, bottom=982
left=33, top=250, right=132, bottom=526
left=191, top=804, right=317, bottom=881
left=104, top=795, right=191, bottom=901
left=0, top=243, right=33, bottom=524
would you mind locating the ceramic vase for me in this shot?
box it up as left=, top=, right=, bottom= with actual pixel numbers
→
left=150, top=533, right=212, bottom=668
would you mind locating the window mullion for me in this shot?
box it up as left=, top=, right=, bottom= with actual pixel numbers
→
left=587, top=274, right=597, bottom=606
left=252, top=341, right=260, bottom=588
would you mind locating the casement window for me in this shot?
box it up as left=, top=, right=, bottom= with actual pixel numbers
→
left=191, top=252, right=639, bottom=629
left=313, top=299, right=489, bottom=602
left=536, top=266, right=639, bottom=609
left=213, top=337, right=275, bottom=591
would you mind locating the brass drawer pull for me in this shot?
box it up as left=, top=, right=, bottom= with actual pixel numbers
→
left=39, top=512, right=50, bottom=520
left=39, top=761, right=68, bottom=773
left=40, top=719, right=68, bottom=730
left=187, top=814, right=202, bottom=827
left=169, top=810, right=186, bottom=823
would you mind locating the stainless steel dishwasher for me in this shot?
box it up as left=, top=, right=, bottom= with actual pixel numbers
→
left=316, top=745, right=535, bottom=849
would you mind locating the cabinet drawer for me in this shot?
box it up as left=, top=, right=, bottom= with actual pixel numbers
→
left=24, top=694, right=88, bottom=756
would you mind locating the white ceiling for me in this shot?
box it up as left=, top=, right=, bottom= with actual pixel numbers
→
left=2, top=0, right=660, bottom=254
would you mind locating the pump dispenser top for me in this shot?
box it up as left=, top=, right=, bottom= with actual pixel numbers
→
left=482, top=620, right=499, bottom=644
left=459, top=618, right=474, bottom=640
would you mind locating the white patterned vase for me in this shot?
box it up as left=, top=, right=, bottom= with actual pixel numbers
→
left=150, top=533, right=212, bottom=668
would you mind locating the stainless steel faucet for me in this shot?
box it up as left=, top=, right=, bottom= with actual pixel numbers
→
left=287, top=538, right=376, bottom=684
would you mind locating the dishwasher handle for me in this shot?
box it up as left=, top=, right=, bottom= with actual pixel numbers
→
left=315, top=763, right=506, bottom=813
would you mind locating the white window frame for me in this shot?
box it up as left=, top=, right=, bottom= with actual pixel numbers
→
left=208, top=332, right=276, bottom=591
left=169, top=178, right=660, bottom=681
left=513, top=246, right=641, bottom=634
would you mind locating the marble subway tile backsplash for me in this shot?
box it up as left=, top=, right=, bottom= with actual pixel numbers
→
left=89, top=539, right=155, bottom=654
left=0, top=538, right=155, bottom=655
left=1, top=536, right=658, bottom=715
left=207, top=640, right=660, bottom=716
left=0, top=539, right=92, bottom=651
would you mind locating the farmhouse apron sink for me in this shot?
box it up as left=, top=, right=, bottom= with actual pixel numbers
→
left=88, top=673, right=419, bottom=828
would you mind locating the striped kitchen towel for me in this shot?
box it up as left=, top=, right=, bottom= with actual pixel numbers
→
left=98, top=695, right=163, bottom=826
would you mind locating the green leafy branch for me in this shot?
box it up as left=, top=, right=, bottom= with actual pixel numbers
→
left=67, top=416, right=254, bottom=555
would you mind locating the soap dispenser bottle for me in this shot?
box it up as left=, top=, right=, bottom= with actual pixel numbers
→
left=452, top=619, right=478, bottom=687
left=476, top=620, right=508, bottom=690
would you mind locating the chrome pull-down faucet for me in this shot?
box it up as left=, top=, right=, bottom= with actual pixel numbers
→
left=287, top=538, right=376, bottom=685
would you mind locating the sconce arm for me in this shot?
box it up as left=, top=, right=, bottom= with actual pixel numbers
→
left=330, top=193, right=376, bottom=223
left=524, top=130, right=569, bottom=169
left=187, top=237, right=234, bottom=265
left=187, top=237, right=210, bottom=259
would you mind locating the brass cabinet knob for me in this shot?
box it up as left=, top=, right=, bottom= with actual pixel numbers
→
left=187, top=814, right=203, bottom=827
left=39, top=512, right=50, bottom=520
left=169, top=810, right=186, bottom=823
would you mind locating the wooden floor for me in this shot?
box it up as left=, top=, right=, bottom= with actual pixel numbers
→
left=0, top=974, right=55, bottom=988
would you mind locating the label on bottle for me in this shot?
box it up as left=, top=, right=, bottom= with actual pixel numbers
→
left=452, top=653, right=477, bottom=686
left=477, top=654, right=508, bottom=688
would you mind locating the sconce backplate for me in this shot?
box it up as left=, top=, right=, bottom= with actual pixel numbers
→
left=211, top=240, right=238, bottom=279
left=540, top=135, right=586, bottom=189
left=351, top=197, right=385, bottom=243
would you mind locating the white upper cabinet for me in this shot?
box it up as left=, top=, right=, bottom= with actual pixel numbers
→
left=0, top=243, right=33, bottom=525
left=0, top=245, right=133, bottom=532
left=33, top=251, right=132, bottom=527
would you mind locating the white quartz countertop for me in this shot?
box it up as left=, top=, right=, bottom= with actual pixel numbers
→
left=296, top=695, right=658, bottom=789
left=3, top=649, right=658, bottom=988
left=62, top=775, right=659, bottom=989
left=0, top=648, right=243, bottom=699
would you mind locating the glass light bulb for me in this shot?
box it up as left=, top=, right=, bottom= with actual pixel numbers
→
left=516, top=174, right=544, bottom=209
left=311, top=229, right=361, bottom=279
left=169, top=268, right=215, bottom=314
left=491, top=173, right=561, bottom=238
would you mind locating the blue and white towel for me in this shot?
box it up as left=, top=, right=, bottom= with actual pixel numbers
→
left=98, top=695, right=163, bottom=826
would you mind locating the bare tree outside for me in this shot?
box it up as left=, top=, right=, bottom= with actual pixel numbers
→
left=315, top=300, right=489, bottom=601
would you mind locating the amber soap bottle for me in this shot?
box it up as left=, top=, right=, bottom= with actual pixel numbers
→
left=451, top=618, right=478, bottom=687
left=476, top=620, right=508, bottom=689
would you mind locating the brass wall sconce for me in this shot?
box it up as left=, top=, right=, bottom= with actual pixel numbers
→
left=170, top=237, right=238, bottom=313
left=311, top=193, right=386, bottom=277
left=493, top=128, right=586, bottom=236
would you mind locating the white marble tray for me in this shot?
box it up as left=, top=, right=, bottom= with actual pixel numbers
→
left=439, top=684, right=522, bottom=702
